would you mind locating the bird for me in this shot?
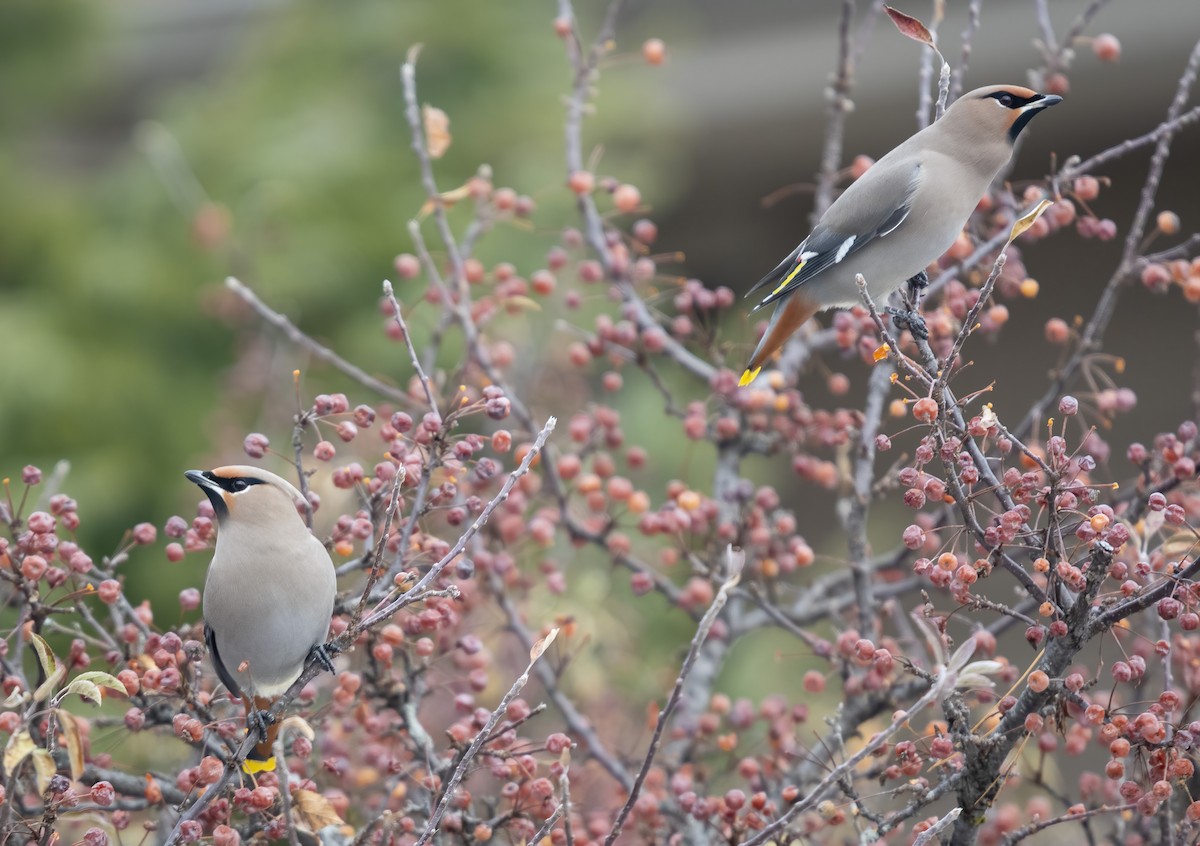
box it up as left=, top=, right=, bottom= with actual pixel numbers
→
left=185, top=465, right=337, bottom=773
left=740, top=84, right=1061, bottom=386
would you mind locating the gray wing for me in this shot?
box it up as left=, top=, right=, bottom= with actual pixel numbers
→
left=205, top=622, right=243, bottom=699
left=747, top=161, right=921, bottom=310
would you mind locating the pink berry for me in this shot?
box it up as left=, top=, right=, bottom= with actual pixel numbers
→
left=132, top=523, right=157, bottom=545
left=1093, top=33, right=1121, bottom=62
left=613, top=184, right=642, bottom=214
left=243, top=433, right=270, bottom=459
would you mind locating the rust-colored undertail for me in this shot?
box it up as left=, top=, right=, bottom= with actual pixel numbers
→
left=740, top=294, right=820, bottom=386
left=241, top=695, right=279, bottom=774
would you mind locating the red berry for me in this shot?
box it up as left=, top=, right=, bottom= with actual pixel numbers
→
left=912, top=397, right=938, bottom=423
left=642, top=38, right=666, bottom=66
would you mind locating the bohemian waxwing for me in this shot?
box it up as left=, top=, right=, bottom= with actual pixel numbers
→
left=740, top=84, right=1062, bottom=386
left=185, top=465, right=337, bottom=773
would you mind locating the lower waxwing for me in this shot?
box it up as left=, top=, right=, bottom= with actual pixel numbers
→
left=185, top=465, right=337, bottom=773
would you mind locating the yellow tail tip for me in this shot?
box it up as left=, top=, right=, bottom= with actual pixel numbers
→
left=242, top=756, right=276, bottom=774
left=738, top=367, right=761, bottom=387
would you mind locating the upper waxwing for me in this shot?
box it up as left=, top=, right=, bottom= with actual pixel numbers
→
left=740, top=84, right=1062, bottom=385
left=185, top=465, right=337, bottom=773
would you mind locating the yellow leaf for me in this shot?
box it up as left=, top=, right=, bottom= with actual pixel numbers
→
left=58, top=710, right=85, bottom=781
left=423, top=105, right=451, bottom=159
left=4, top=729, right=36, bottom=776
left=504, top=295, right=543, bottom=313
left=1008, top=199, right=1052, bottom=244
left=31, top=749, right=57, bottom=794
left=873, top=343, right=891, bottom=362
left=293, top=788, right=345, bottom=831
left=1161, top=531, right=1198, bottom=562
left=30, top=633, right=58, bottom=683
left=417, top=183, right=474, bottom=218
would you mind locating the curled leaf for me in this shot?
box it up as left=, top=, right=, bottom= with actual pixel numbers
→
left=63, top=678, right=102, bottom=706
left=30, top=633, right=58, bottom=682
left=281, top=714, right=316, bottom=742
left=529, top=627, right=560, bottom=664
left=423, top=105, right=452, bottom=159
left=885, top=6, right=936, bottom=47
left=31, top=632, right=67, bottom=701
left=873, top=343, right=891, bottom=362
left=417, top=182, right=473, bottom=218
left=294, top=788, right=346, bottom=831
left=72, top=671, right=129, bottom=698
left=1008, top=199, right=1053, bottom=244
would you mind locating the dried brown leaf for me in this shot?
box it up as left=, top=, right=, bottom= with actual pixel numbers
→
left=294, top=788, right=346, bottom=831
left=529, top=627, right=559, bottom=663
left=423, top=105, right=452, bottom=159
left=884, top=6, right=935, bottom=47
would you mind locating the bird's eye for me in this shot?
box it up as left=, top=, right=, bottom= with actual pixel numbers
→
left=230, top=479, right=248, bottom=492
left=998, top=94, right=1015, bottom=108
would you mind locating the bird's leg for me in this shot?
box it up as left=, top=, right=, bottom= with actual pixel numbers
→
left=308, top=641, right=339, bottom=675
left=905, top=269, right=929, bottom=304
left=244, top=696, right=276, bottom=742
left=885, top=307, right=929, bottom=340
left=885, top=270, right=930, bottom=340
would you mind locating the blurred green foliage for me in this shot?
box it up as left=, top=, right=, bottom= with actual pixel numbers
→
left=2, top=0, right=724, bottom=694
left=1, top=0, right=676, bottom=541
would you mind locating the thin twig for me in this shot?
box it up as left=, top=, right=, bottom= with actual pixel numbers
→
left=813, top=0, right=857, bottom=221
left=382, top=279, right=438, bottom=411
left=412, top=631, right=558, bottom=846
left=602, top=548, right=744, bottom=846
left=363, top=416, right=556, bottom=627
left=226, top=277, right=413, bottom=408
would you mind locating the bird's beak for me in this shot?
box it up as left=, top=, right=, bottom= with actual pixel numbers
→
left=1022, top=93, right=1062, bottom=112
left=185, top=469, right=217, bottom=491
left=186, top=470, right=230, bottom=520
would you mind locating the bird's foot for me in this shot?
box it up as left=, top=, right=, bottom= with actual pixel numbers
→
left=885, top=307, right=929, bottom=341
left=906, top=270, right=930, bottom=290
left=309, top=641, right=339, bottom=675
left=247, top=707, right=276, bottom=742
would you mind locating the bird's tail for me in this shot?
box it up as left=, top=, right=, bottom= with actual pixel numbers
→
left=740, top=293, right=820, bottom=386
left=242, top=695, right=279, bottom=774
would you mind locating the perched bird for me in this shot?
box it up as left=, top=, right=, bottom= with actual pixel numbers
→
left=740, top=84, right=1061, bottom=386
left=185, top=465, right=337, bottom=773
